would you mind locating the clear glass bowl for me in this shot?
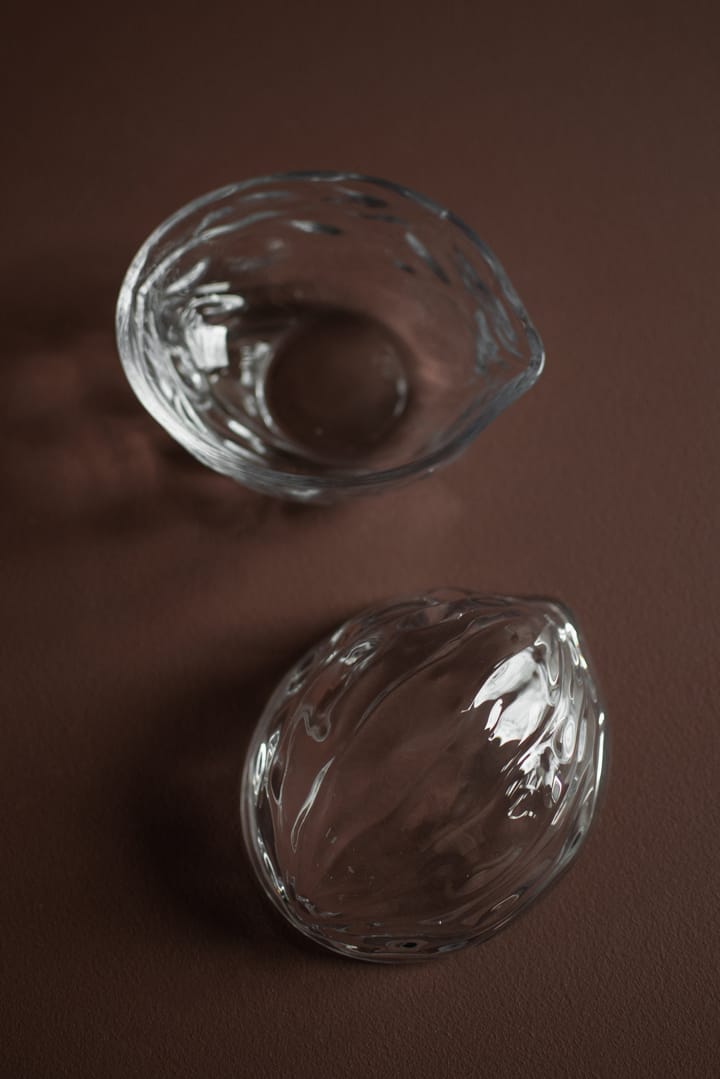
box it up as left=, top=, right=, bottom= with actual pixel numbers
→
left=241, top=590, right=608, bottom=962
left=116, top=172, right=544, bottom=501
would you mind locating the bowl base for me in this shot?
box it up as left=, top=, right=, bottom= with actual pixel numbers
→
left=262, top=308, right=410, bottom=466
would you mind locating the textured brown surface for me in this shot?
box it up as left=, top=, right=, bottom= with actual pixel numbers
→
left=1, top=3, right=719, bottom=1076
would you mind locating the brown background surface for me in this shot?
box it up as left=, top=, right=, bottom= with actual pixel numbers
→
left=1, top=2, right=719, bottom=1076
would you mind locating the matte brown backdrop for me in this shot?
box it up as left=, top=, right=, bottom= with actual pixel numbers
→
left=1, top=2, right=718, bottom=1076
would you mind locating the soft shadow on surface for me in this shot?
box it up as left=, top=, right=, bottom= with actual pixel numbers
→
left=0, top=308, right=349, bottom=958
left=0, top=320, right=287, bottom=538
left=129, top=656, right=349, bottom=960
left=131, top=671, right=280, bottom=945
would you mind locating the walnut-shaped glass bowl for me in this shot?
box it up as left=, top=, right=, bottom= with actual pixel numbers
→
left=241, top=590, right=608, bottom=961
left=116, top=173, right=544, bottom=501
